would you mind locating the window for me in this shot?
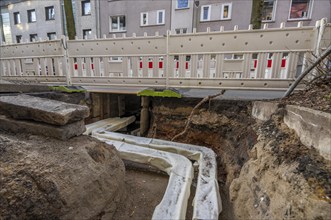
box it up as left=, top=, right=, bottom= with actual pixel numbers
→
left=141, top=12, right=148, bottom=26
left=221, top=3, right=232, bottom=20
left=200, top=5, right=211, bottom=21
left=16, top=35, right=22, bottom=43
left=262, top=0, right=276, bottom=21
left=82, top=0, right=91, bottom=15
left=83, top=29, right=92, bottom=39
left=30, top=34, right=38, bottom=42
left=27, top=9, right=36, bottom=23
left=47, top=32, right=56, bottom=40
left=45, top=6, right=55, bottom=20
left=289, top=0, right=311, bottom=19
left=157, top=10, right=165, bottom=25
left=13, top=12, right=21, bottom=24
left=175, top=28, right=187, bottom=34
left=110, top=16, right=126, bottom=32
left=177, top=0, right=189, bottom=9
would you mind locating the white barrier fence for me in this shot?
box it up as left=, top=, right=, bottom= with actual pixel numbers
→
left=0, top=19, right=329, bottom=90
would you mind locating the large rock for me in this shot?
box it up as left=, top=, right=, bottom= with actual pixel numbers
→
left=0, top=94, right=89, bottom=125
left=0, top=115, right=86, bottom=140
left=0, top=133, right=125, bottom=220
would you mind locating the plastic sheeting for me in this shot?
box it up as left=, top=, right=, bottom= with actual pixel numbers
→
left=105, top=139, right=193, bottom=219
left=92, top=130, right=222, bottom=220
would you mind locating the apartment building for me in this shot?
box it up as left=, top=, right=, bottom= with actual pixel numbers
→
left=4, top=0, right=65, bottom=43
left=99, top=0, right=171, bottom=37
left=196, top=0, right=252, bottom=32
left=73, top=0, right=99, bottom=39
left=1, top=0, right=330, bottom=44
left=260, top=0, right=331, bottom=28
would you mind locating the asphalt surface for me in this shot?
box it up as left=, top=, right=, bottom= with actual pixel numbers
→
left=82, top=85, right=286, bottom=100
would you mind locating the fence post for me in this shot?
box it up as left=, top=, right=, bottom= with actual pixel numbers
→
left=165, top=30, right=170, bottom=89
left=61, top=36, right=71, bottom=85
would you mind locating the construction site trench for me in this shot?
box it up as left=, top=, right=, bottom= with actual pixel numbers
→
left=0, top=90, right=330, bottom=220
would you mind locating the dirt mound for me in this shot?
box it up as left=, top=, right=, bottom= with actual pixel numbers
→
left=230, top=113, right=331, bottom=219
left=280, top=79, right=331, bottom=113
left=0, top=132, right=125, bottom=220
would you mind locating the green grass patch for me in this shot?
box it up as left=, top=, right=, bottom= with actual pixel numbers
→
left=49, top=86, right=85, bottom=93
left=138, top=89, right=182, bottom=98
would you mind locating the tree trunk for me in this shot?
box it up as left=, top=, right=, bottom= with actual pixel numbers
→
left=251, top=0, right=263, bottom=29
left=64, top=0, right=76, bottom=40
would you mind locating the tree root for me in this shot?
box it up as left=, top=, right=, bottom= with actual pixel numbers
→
left=171, top=90, right=226, bottom=142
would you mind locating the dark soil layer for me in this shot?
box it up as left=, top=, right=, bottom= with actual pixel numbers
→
left=260, top=113, right=331, bottom=202
left=148, top=97, right=258, bottom=219
left=280, top=79, right=331, bottom=113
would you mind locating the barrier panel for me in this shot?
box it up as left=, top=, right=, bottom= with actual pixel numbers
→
left=1, top=18, right=329, bottom=90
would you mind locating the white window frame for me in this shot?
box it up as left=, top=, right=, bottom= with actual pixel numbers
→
left=200, top=5, right=211, bottom=21
left=288, top=0, right=314, bottom=21
left=27, top=9, right=36, bottom=23
left=262, top=0, right=277, bottom=22
left=109, top=16, right=126, bottom=32
left=140, top=12, right=148, bottom=26
left=221, top=3, right=232, bottom=20
left=13, top=12, right=21, bottom=24
left=176, top=0, right=189, bottom=9
left=156, top=10, right=165, bottom=25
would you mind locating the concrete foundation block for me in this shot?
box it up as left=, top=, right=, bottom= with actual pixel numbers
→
left=252, top=101, right=280, bottom=121
left=284, top=105, right=331, bottom=161
left=0, top=115, right=86, bottom=140
left=0, top=94, right=89, bottom=125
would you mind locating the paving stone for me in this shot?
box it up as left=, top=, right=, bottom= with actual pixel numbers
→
left=0, top=94, right=89, bottom=125
left=0, top=115, right=86, bottom=140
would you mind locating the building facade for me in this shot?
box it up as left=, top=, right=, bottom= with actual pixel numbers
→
left=260, top=0, right=331, bottom=28
left=0, top=0, right=330, bottom=44
left=73, top=0, right=99, bottom=39
left=5, top=0, right=65, bottom=43
left=99, top=0, right=171, bottom=37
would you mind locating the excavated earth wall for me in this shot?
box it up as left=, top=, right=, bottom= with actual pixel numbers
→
left=148, top=97, right=331, bottom=220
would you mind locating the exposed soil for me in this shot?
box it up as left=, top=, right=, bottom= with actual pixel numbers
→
left=113, top=168, right=168, bottom=220
left=279, top=79, right=331, bottom=113
left=147, top=95, right=331, bottom=219
left=148, top=97, right=258, bottom=219
left=0, top=131, right=125, bottom=220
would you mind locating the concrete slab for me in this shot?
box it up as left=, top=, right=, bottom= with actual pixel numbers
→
left=0, top=94, right=89, bottom=125
left=284, top=105, right=331, bottom=161
left=0, top=115, right=86, bottom=140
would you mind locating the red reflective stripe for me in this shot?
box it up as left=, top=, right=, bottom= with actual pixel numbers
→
left=149, top=61, right=153, bottom=68
left=254, top=60, right=257, bottom=68
left=267, top=59, right=272, bottom=68
left=159, top=61, right=163, bottom=69
left=140, top=61, right=142, bottom=69
left=281, top=59, right=286, bottom=68
left=185, top=62, right=188, bottom=69
left=176, top=61, right=179, bottom=69
left=91, top=63, right=94, bottom=70
left=74, top=63, right=78, bottom=70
